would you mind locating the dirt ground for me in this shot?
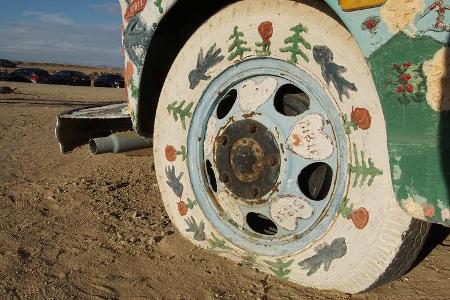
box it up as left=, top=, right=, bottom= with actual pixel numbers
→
left=0, top=81, right=449, bottom=299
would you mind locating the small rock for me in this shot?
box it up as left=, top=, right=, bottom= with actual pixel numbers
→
left=17, top=248, right=31, bottom=260
left=100, top=186, right=110, bottom=192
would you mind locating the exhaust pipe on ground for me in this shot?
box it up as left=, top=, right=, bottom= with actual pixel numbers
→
left=89, top=132, right=152, bottom=155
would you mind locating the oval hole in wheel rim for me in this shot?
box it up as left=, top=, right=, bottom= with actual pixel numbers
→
left=246, top=212, right=278, bottom=235
left=298, top=162, right=333, bottom=200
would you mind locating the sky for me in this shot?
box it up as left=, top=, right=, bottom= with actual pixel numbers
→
left=0, top=0, right=124, bottom=67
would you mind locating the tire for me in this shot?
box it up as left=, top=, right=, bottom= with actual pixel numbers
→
left=153, top=0, right=429, bottom=293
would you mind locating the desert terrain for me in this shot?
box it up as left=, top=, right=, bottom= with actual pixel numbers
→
left=0, top=79, right=449, bottom=299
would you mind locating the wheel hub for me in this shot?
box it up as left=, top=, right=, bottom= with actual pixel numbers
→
left=215, top=119, right=280, bottom=200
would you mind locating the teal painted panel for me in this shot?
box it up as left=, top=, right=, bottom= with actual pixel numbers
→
left=368, top=32, right=450, bottom=225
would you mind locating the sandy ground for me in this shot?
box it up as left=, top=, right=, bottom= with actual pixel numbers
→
left=0, top=82, right=449, bottom=299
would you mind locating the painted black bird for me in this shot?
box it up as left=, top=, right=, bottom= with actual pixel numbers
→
left=313, top=45, right=358, bottom=101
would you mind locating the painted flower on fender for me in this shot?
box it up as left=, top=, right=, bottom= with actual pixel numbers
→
left=361, top=16, right=381, bottom=35
left=422, top=203, right=435, bottom=218
left=124, top=62, right=134, bottom=84
left=437, top=200, right=450, bottom=222
left=389, top=60, right=426, bottom=105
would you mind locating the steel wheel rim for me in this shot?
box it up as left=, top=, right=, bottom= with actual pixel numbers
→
left=187, top=58, right=349, bottom=256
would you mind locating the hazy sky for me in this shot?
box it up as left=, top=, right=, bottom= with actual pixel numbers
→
left=0, top=0, right=123, bottom=67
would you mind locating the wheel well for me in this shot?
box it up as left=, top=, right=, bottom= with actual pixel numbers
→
left=137, top=0, right=345, bottom=137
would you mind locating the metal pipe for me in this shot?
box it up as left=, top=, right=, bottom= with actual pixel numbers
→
left=89, top=132, right=152, bottom=155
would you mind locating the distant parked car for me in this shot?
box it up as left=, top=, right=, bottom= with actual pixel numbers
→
left=0, top=71, right=9, bottom=81
left=50, top=70, right=90, bottom=86
left=94, top=74, right=125, bottom=88
left=0, top=59, right=16, bottom=68
left=7, top=68, right=51, bottom=83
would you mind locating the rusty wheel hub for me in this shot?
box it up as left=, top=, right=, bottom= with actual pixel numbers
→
left=215, top=119, right=280, bottom=200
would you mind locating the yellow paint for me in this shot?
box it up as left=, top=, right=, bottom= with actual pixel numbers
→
left=339, top=0, right=386, bottom=11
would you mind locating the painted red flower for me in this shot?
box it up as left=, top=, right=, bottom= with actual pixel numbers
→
left=178, top=201, right=188, bottom=216
left=366, top=19, right=377, bottom=30
left=350, top=107, right=372, bottom=130
left=401, top=73, right=412, bottom=81
left=422, top=204, right=435, bottom=218
left=124, top=0, right=147, bottom=20
left=165, top=145, right=177, bottom=162
left=361, top=16, right=380, bottom=33
left=351, top=207, right=369, bottom=229
left=258, top=21, right=273, bottom=44
left=406, top=83, right=414, bottom=93
left=396, top=84, right=404, bottom=93
left=124, top=62, right=134, bottom=84
left=403, top=61, right=412, bottom=69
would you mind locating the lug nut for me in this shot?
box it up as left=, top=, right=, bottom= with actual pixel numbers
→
left=215, top=135, right=228, bottom=146
left=251, top=186, right=260, bottom=198
left=248, top=123, right=258, bottom=134
left=219, top=173, right=230, bottom=183
left=266, top=155, right=278, bottom=167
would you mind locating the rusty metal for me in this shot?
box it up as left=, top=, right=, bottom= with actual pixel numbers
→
left=214, top=119, right=280, bottom=199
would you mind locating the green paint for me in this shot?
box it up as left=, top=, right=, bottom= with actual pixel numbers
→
left=208, top=233, right=232, bottom=252
left=263, top=258, right=294, bottom=280
left=255, top=40, right=271, bottom=56
left=349, top=143, right=383, bottom=188
left=387, top=62, right=427, bottom=104
left=279, top=23, right=311, bottom=63
left=154, top=0, right=163, bottom=14
left=368, top=32, right=450, bottom=225
left=342, top=114, right=358, bottom=134
left=186, top=197, right=197, bottom=210
left=176, top=145, right=187, bottom=161
left=130, top=78, right=139, bottom=99
left=339, top=198, right=353, bottom=219
left=167, top=100, right=194, bottom=130
left=243, top=253, right=256, bottom=266
left=227, top=26, right=251, bottom=61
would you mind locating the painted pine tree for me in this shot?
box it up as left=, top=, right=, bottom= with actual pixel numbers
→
left=208, top=233, right=232, bottom=252
left=263, top=258, right=294, bottom=280
left=227, top=26, right=251, bottom=61
left=167, top=100, right=194, bottom=130
left=154, top=0, right=163, bottom=14
left=349, top=143, right=383, bottom=187
left=280, top=23, right=311, bottom=63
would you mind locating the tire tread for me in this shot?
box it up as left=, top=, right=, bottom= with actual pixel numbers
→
left=367, top=219, right=430, bottom=290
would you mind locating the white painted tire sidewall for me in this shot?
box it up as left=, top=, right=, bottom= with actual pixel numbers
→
left=154, top=0, right=413, bottom=293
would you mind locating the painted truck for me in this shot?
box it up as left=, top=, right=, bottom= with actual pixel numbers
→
left=56, top=0, right=450, bottom=294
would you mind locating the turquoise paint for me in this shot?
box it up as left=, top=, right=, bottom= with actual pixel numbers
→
left=323, top=1, right=392, bottom=57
